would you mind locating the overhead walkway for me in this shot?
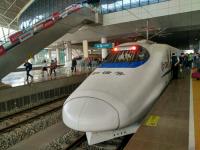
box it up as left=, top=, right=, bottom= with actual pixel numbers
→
left=124, top=75, right=190, bottom=150
left=0, top=7, right=102, bottom=80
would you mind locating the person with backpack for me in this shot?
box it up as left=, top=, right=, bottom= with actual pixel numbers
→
left=50, top=60, right=57, bottom=77
left=42, top=59, right=48, bottom=77
left=24, top=60, right=33, bottom=82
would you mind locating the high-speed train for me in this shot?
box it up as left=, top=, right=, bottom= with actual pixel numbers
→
left=62, top=40, right=179, bottom=145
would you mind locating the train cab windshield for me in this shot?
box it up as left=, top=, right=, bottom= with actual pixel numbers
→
left=100, top=45, right=150, bottom=68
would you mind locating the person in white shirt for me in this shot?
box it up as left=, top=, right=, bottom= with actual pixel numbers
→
left=42, top=60, right=48, bottom=77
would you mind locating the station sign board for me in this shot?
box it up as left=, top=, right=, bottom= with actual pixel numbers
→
left=94, top=43, right=114, bottom=49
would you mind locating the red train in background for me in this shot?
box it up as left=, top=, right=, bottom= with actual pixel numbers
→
left=0, top=4, right=82, bottom=57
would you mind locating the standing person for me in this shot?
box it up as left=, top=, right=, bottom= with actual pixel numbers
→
left=54, top=58, right=57, bottom=68
left=24, top=60, right=33, bottom=82
left=179, top=53, right=184, bottom=78
left=50, top=60, right=56, bottom=77
left=196, top=53, right=200, bottom=72
left=183, top=53, right=188, bottom=70
left=188, top=53, right=193, bottom=69
left=54, top=58, right=57, bottom=74
left=42, top=59, right=48, bottom=77
left=171, top=53, right=180, bottom=79
left=71, top=58, right=77, bottom=73
left=88, top=58, right=92, bottom=71
left=97, top=58, right=102, bottom=66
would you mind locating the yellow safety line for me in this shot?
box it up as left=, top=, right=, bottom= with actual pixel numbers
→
left=192, top=78, right=200, bottom=150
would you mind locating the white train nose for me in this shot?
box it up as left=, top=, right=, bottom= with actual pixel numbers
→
left=62, top=97, right=119, bottom=132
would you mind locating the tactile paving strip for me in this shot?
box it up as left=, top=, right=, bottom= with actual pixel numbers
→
left=192, top=79, right=200, bottom=150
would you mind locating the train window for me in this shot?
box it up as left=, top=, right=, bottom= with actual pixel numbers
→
left=104, top=46, right=149, bottom=63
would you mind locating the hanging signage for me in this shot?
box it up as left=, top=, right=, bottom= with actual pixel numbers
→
left=94, top=43, right=114, bottom=49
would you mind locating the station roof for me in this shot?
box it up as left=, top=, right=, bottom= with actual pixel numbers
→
left=0, top=0, right=32, bottom=30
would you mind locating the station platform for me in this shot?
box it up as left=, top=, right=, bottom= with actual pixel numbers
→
left=124, top=75, right=198, bottom=150
left=1, top=67, right=90, bottom=88
left=0, top=69, right=90, bottom=118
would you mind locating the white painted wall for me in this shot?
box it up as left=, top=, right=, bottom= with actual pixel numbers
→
left=103, top=0, right=200, bottom=26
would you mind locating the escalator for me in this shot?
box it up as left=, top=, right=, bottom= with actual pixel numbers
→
left=0, top=7, right=102, bottom=80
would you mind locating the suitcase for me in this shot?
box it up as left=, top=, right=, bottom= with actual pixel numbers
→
left=192, top=72, right=200, bottom=79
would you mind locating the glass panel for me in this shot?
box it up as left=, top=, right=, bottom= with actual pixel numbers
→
left=101, top=0, right=108, bottom=14
left=108, top=1, right=115, bottom=13
left=49, top=0, right=54, bottom=14
left=123, top=0, right=130, bottom=9
left=140, top=0, right=149, bottom=6
left=17, top=0, right=169, bottom=27
left=115, top=0, right=122, bottom=11
left=149, top=0, right=158, bottom=4
left=131, top=0, right=139, bottom=7
left=58, top=0, right=63, bottom=11
left=104, top=46, right=149, bottom=63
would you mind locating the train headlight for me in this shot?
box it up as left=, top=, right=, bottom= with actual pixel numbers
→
left=113, top=47, right=118, bottom=51
left=131, top=46, right=137, bottom=51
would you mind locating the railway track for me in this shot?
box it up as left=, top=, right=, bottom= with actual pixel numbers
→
left=78, top=135, right=133, bottom=150
left=0, top=96, right=133, bottom=150
left=53, top=133, right=133, bottom=150
left=0, top=98, right=65, bottom=134
left=65, top=134, right=86, bottom=150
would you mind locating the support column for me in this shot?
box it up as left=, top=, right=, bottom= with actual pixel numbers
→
left=199, top=40, right=200, bottom=52
left=83, top=40, right=89, bottom=59
left=1, top=27, right=6, bottom=42
left=64, top=41, right=72, bottom=67
left=48, top=49, right=52, bottom=62
left=101, top=37, right=108, bottom=60
left=56, top=48, right=60, bottom=64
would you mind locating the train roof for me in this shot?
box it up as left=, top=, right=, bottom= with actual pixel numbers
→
left=118, top=40, right=179, bottom=51
left=118, top=40, right=155, bottom=47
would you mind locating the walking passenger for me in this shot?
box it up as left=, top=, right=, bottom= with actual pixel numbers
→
left=171, top=53, right=180, bottom=79
left=50, top=60, right=56, bottom=77
left=71, top=58, right=77, bottom=73
left=24, top=60, right=33, bottom=82
left=88, top=59, right=92, bottom=71
left=179, top=53, right=184, bottom=78
left=42, top=60, right=48, bottom=77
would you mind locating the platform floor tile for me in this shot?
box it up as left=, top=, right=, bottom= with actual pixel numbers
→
left=124, top=77, right=190, bottom=150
